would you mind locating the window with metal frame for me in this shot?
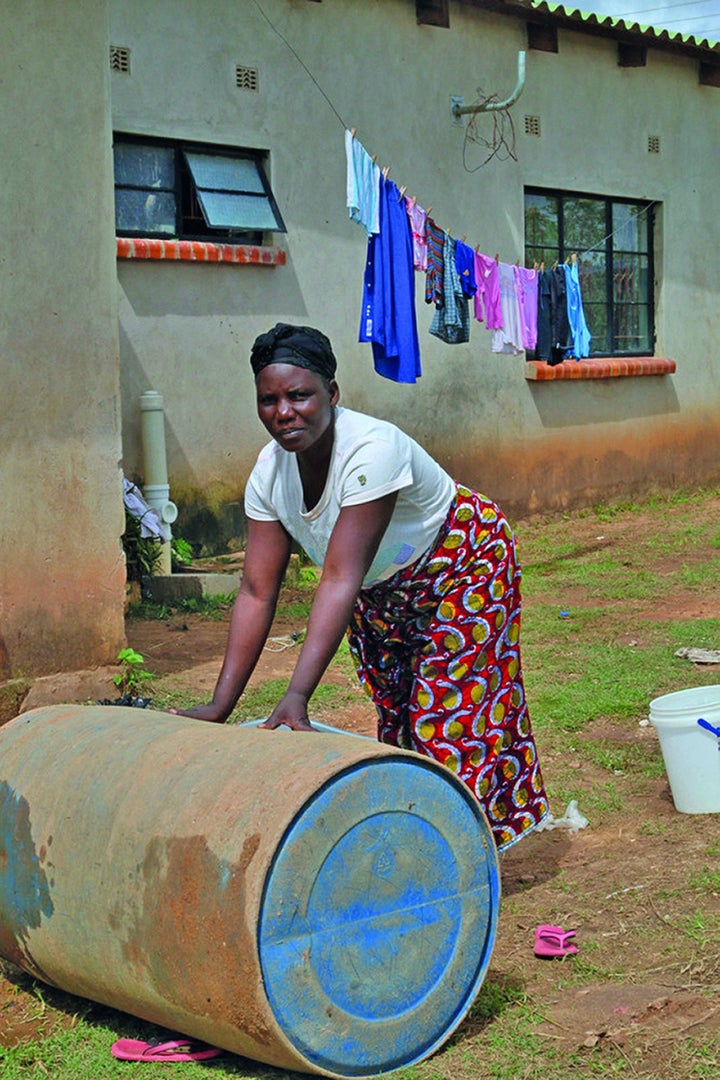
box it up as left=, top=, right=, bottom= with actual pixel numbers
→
left=113, top=134, right=286, bottom=245
left=524, top=189, right=655, bottom=357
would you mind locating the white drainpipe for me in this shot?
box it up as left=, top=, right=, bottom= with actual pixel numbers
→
left=140, top=390, right=178, bottom=575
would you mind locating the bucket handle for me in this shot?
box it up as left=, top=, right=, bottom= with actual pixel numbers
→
left=697, top=717, right=720, bottom=741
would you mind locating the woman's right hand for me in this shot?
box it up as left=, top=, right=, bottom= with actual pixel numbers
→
left=167, top=703, right=228, bottom=723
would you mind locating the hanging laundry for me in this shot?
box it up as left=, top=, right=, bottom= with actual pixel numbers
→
left=473, top=252, right=503, bottom=330
left=359, top=175, right=422, bottom=383
left=424, top=218, right=445, bottom=307
left=492, top=262, right=524, bottom=354
left=564, top=260, right=592, bottom=359
left=514, top=265, right=539, bottom=351
left=429, top=234, right=470, bottom=345
left=454, top=240, right=477, bottom=299
left=405, top=198, right=428, bottom=271
left=345, top=129, right=380, bottom=235
left=550, top=264, right=574, bottom=359
left=534, top=267, right=553, bottom=362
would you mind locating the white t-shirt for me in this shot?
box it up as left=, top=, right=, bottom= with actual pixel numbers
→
left=244, top=407, right=455, bottom=587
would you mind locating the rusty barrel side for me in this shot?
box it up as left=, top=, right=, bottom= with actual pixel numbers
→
left=0, top=704, right=500, bottom=1077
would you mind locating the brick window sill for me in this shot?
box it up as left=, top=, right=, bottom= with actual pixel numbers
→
left=524, top=357, right=676, bottom=381
left=116, top=237, right=286, bottom=265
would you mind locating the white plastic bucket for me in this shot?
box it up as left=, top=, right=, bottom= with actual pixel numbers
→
left=649, top=685, right=720, bottom=813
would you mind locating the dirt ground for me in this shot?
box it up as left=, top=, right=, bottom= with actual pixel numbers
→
left=2, top=499, right=720, bottom=1073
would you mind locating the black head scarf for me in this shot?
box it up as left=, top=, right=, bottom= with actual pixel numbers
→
left=250, top=323, right=337, bottom=381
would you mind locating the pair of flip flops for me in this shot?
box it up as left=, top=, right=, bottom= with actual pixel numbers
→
left=111, top=1038, right=222, bottom=1062
left=534, top=923, right=577, bottom=958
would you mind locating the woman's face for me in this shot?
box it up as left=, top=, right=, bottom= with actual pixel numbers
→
left=255, top=363, right=339, bottom=455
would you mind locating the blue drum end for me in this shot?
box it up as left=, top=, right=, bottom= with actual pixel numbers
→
left=259, top=757, right=500, bottom=1076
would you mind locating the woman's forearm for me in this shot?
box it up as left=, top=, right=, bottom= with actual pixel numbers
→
left=285, top=574, right=362, bottom=702
left=284, top=494, right=398, bottom=704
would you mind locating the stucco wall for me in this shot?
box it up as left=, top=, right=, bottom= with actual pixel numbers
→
left=0, top=1, right=125, bottom=677
left=110, top=0, right=720, bottom=550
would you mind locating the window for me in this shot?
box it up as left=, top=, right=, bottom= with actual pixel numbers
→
left=113, top=134, right=286, bottom=245
left=524, top=189, right=655, bottom=357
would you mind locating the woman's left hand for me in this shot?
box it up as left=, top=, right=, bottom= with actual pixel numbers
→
left=259, top=690, right=316, bottom=732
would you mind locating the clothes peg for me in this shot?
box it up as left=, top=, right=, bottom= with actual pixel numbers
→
left=398, top=185, right=407, bottom=201
left=571, top=252, right=578, bottom=264
left=515, top=258, right=521, bottom=267
left=350, top=127, right=357, bottom=138
left=495, top=253, right=500, bottom=265
left=460, top=235, right=467, bottom=244
left=411, top=195, right=417, bottom=207
left=382, top=165, right=391, bottom=180
left=372, top=154, right=377, bottom=165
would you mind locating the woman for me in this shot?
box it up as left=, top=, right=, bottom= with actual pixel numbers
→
left=175, top=323, right=548, bottom=850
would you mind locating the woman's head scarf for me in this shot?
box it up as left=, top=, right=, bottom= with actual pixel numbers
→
left=250, top=323, right=337, bottom=381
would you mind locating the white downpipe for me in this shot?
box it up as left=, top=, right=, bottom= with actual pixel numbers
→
left=140, top=390, right=178, bottom=575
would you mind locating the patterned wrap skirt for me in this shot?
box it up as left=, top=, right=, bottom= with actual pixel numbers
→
left=348, top=483, right=549, bottom=851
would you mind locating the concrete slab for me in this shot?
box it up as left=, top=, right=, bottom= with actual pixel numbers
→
left=146, top=573, right=241, bottom=603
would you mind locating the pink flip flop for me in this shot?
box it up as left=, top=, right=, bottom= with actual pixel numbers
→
left=534, top=923, right=578, bottom=958
left=111, top=1037, right=222, bottom=1062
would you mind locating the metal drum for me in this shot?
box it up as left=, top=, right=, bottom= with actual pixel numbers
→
left=0, top=705, right=500, bottom=1076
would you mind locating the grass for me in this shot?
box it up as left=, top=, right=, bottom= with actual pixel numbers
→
left=3, top=485, right=720, bottom=1080
left=127, top=593, right=235, bottom=621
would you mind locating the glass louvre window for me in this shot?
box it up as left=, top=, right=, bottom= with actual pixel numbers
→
left=183, top=151, right=284, bottom=232
left=113, top=134, right=286, bottom=244
left=524, top=189, right=655, bottom=357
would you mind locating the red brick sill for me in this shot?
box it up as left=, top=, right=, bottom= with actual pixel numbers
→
left=525, top=357, right=676, bottom=380
left=116, top=237, right=286, bottom=265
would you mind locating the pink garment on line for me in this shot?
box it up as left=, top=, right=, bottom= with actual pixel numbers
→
left=473, top=251, right=503, bottom=330
left=405, top=198, right=428, bottom=271
left=514, top=265, right=539, bottom=351
left=491, top=262, right=524, bottom=355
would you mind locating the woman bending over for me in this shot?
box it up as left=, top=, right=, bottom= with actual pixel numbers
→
left=173, top=323, right=548, bottom=851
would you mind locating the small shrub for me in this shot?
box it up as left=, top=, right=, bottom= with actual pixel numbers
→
left=113, top=647, right=154, bottom=698
left=171, top=536, right=194, bottom=569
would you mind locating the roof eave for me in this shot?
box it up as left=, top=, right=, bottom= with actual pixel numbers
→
left=459, top=0, right=720, bottom=61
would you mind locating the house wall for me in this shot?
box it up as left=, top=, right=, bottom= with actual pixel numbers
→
left=0, top=0, right=126, bottom=678
left=110, top=0, right=720, bottom=551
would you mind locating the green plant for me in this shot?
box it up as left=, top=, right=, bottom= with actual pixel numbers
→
left=113, top=647, right=154, bottom=697
left=122, top=509, right=163, bottom=583
left=176, top=593, right=235, bottom=618
left=171, top=535, right=194, bottom=570
left=299, top=565, right=321, bottom=587
left=688, top=867, right=720, bottom=894
left=125, top=593, right=236, bottom=620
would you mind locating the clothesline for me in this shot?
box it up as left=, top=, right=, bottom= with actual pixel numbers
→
left=347, top=129, right=631, bottom=273
left=346, top=129, right=592, bottom=382
left=348, top=126, right=531, bottom=264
